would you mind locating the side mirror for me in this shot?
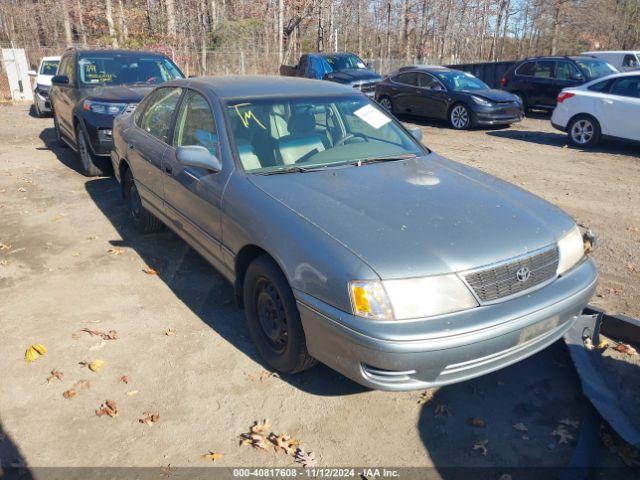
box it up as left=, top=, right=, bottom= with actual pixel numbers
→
left=176, top=146, right=221, bottom=173
left=28, top=70, right=37, bottom=77
left=408, top=127, right=423, bottom=142
left=51, top=75, right=69, bottom=85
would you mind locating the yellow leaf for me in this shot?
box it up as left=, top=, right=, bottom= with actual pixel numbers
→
left=126, top=390, right=139, bottom=396
left=165, top=328, right=175, bottom=336
left=89, top=359, right=105, bottom=372
left=25, top=343, right=47, bottom=362
left=202, top=452, right=223, bottom=462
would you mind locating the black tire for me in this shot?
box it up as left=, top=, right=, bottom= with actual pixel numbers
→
left=449, top=103, right=471, bottom=130
left=35, top=100, right=44, bottom=118
left=123, top=168, right=164, bottom=233
left=244, top=255, right=317, bottom=374
left=378, top=96, right=394, bottom=114
left=567, top=114, right=601, bottom=148
left=53, top=113, right=68, bottom=147
left=75, top=126, right=110, bottom=176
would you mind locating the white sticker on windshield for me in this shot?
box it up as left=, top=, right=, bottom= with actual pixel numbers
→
left=354, top=104, right=392, bottom=129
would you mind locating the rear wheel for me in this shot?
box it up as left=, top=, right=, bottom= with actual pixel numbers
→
left=244, top=255, right=317, bottom=374
left=75, top=127, right=109, bottom=176
left=449, top=103, right=471, bottom=130
left=123, top=168, right=164, bottom=233
left=567, top=115, right=601, bottom=148
left=378, top=96, right=394, bottom=113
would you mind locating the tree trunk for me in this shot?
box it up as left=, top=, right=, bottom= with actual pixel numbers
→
left=75, top=0, right=87, bottom=46
left=61, top=0, right=72, bottom=46
left=278, top=0, right=284, bottom=64
left=105, top=0, right=118, bottom=47
left=165, top=0, right=177, bottom=38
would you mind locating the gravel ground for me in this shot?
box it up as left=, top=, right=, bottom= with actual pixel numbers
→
left=0, top=103, right=637, bottom=475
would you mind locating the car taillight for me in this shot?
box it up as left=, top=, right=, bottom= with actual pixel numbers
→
left=500, top=77, right=506, bottom=88
left=557, top=92, right=575, bottom=103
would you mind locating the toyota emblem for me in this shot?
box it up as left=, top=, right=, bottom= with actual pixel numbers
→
left=516, top=267, right=531, bottom=283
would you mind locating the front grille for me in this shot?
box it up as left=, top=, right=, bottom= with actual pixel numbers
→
left=464, top=246, right=559, bottom=303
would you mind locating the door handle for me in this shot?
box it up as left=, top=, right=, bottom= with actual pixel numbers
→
left=164, top=164, right=173, bottom=175
left=601, top=99, right=614, bottom=105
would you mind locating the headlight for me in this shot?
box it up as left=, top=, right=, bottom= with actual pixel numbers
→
left=557, top=225, right=585, bottom=275
left=35, top=83, right=50, bottom=93
left=82, top=100, right=127, bottom=115
left=349, top=274, right=478, bottom=321
left=471, top=95, right=493, bottom=106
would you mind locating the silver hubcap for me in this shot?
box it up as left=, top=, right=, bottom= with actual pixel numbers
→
left=571, top=120, right=594, bottom=145
left=451, top=106, right=468, bottom=129
left=380, top=98, right=392, bottom=111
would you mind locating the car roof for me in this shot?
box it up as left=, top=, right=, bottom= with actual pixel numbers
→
left=69, top=48, right=169, bottom=58
left=398, top=65, right=451, bottom=73
left=41, top=56, right=61, bottom=62
left=583, top=50, right=640, bottom=54
left=175, top=75, right=357, bottom=99
left=315, top=52, right=358, bottom=58
left=520, top=55, right=599, bottom=62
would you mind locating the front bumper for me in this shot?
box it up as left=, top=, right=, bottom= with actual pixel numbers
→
left=472, top=103, right=523, bottom=126
left=34, top=91, right=52, bottom=112
left=296, top=258, right=597, bottom=391
left=81, top=117, right=115, bottom=157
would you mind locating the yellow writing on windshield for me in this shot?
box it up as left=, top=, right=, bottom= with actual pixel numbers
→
left=233, top=103, right=266, bottom=130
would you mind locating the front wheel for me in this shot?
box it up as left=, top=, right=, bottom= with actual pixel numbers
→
left=449, top=103, right=471, bottom=130
left=75, top=127, right=109, bottom=176
left=567, top=115, right=601, bottom=148
left=123, top=169, right=164, bottom=233
left=244, top=255, right=317, bottom=374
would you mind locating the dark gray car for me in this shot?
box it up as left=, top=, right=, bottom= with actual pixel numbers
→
left=111, top=76, right=597, bottom=391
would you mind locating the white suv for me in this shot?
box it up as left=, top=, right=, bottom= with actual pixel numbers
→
left=28, top=56, right=61, bottom=117
left=551, top=71, right=640, bottom=148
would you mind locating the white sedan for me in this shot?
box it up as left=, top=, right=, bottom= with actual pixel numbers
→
left=551, top=71, right=640, bottom=147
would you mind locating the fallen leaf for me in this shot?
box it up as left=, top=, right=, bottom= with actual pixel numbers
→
left=63, top=380, right=90, bottom=399
left=596, top=340, right=609, bottom=349
left=120, top=375, right=130, bottom=384
left=18, top=187, right=26, bottom=192
left=89, top=340, right=106, bottom=351
left=81, top=328, right=118, bottom=340
left=139, top=412, right=160, bottom=426
left=468, top=418, right=486, bottom=428
left=512, top=422, right=529, bottom=433
left=46, top=369, right=64, bottom=384
left=417, top=389, right=435, bottom=405
left=473, top=439, right=489, bottom=456
left=80, top=359, right=105, bottom=373
left=250, top=419, right=271, bottom=434
left=25, top=343, right=47, bottom=362
left=126, top=390, right=139, bottom=396
left=164, top=328, right=175, bottom=336
left=202, top=452, right=223, bottom=462
left=269, top=432, right=299, bottom=455
left=239, top=432, right=271, bottom=450
left=107, top=248, right=124, bottom=255
left=559, top=419, right=580, bottom=429
left=0, top=242, right=11, bottom=250
left=142, top=267, right=158, bottom=275
left=95, top=400, right=118, bottom=418
left=613, top=343, right=637, bottom=356
left=552, top=426, right=574, bottom=444
left=247, top=370, right=280, bottom=382
left=434, top=403, right=451, bottom=417
left=628, top=225, right=639, bottom=232
left=294, top=448, right=317, bottom=468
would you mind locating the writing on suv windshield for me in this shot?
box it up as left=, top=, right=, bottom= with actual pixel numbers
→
left=78, top=56, right=183, bottom=86
left=225, top=96, right=424, bottom=174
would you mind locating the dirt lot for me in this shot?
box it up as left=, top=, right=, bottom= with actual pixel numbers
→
left=0, top=103, right=638, bottom=475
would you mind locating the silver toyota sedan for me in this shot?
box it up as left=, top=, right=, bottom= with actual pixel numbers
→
left=111, top=76, right=597, bottom=391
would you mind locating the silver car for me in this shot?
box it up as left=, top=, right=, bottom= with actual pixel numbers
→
left=111, top=76, right=597, bottom=391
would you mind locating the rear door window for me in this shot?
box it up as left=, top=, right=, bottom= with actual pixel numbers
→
left=394, top=72, right=418, bottom=86
left=610, top=76, right=640, bottom=98
left=533, top=61, right=554, bottom=78
left=623, top=54, right=639, bottom=68
left=587, top=79, right=612, bottom=92
left=555, top=61, right=582, bottom=81
left=515, top=61, right=535, bottom=76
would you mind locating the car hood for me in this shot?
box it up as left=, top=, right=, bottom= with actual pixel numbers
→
left=82, top=85, right=155, bottom=103
left=326, top=69, right=382, bottom=85
left=463, top=88, right=517, bottom=102
left=249, top=154, right=575, bottom=279
left=35, top=75, right=54, bottom=87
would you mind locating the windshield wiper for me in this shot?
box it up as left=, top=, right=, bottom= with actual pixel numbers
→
left=254, top=165, right=325, bottom=175
left=349, top=153, right=417, bottom=166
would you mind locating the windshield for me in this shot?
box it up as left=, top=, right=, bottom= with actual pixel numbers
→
left=40, top=60, right=59, bottom=75
left=574, top=59, right=618, bottom=80
left=78, top=55, right=183, bottom=86
left=323, top=54, right=367, bottom=72
left=225, top=95, right=424, bottom=173
left=433, top=71, right=488, bottom=91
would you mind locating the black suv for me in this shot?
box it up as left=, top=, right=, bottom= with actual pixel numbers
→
left=50, top=49, right=184, bottom=176
left=501, top=55, right=618, bottom=111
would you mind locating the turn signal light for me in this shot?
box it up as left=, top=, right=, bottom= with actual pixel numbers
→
left=557, top=92, right=575, bottom=104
